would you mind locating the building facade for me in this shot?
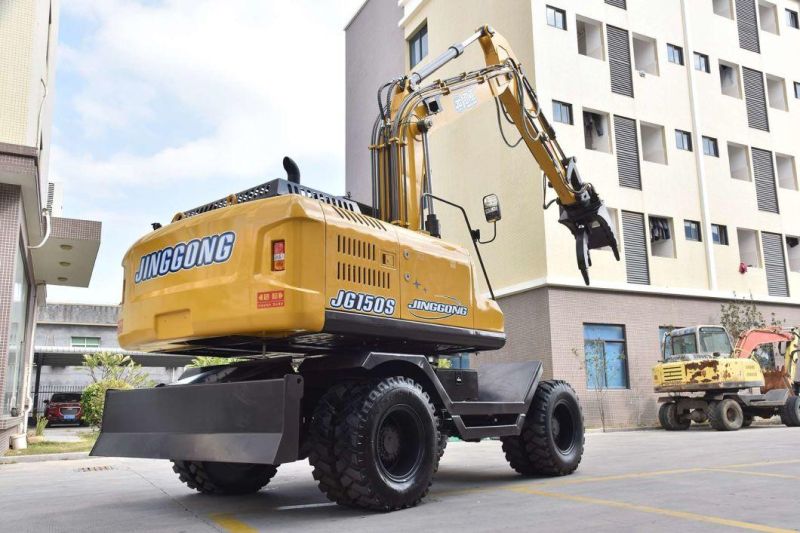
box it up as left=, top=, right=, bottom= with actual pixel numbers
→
left=31, top=304, right=191, bottom=416
left=345, top=0, right=800, bottom=427
left=0, top=0, right=101, bottom=452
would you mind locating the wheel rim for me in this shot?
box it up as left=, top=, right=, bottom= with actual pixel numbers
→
left=725, top=405, right=739, bottom=423
left=375, top=405, right=425, bottom=484
left=552, top=400, right=578, bottom=454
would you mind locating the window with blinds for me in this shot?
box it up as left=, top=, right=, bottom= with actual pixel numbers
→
left=743, top=67, right=769, bottom=131
left=607, top=25, right=633, bottom=97
left=614, top=116, right=641, bottom=189
left=761, top=231, right=789, bottom=297
left=752, top=148, right=779, bottom=213
left=736, top=0, right=761, bottom=53
left=622, top=211, right=650, bottom=285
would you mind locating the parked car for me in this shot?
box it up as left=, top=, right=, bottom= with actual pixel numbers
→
left=44, top=393, right=83, bottom=425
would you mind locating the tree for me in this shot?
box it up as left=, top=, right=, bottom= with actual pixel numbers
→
left=719, top=294, right=784, bottom=341
left=187, top=356, right=243, bottom=368
left=82, top=352, right=154, bottom=388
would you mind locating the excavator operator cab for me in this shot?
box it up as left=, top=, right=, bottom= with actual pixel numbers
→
left=662, top=326, right=733, bottom=362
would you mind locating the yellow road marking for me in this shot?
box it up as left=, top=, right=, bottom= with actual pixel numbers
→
left=706, top=468, right=800, bottom=481
left=209, top=513, right=258, bottom=533
left=511, top=487, right=795, bottom=533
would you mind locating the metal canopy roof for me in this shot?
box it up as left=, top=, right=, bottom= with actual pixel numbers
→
left=34, top=346, right=194, bottom=368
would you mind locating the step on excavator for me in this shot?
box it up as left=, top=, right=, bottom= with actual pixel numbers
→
left=91, top=26, right=620, bottom=511
left=653, top=325, right=800, bottom=431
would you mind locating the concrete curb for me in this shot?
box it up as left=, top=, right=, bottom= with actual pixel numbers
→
left=0, top=451, right=97, bottom=464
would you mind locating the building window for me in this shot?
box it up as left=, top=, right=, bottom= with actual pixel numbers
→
left=576, top=16, right=604, bottom=60
left=641, top=122, right=667, bottom=163
left=719, top=61, right=741, bottom=98
left=712, top=224, right=729, bottom=245
left=667, top=43, right=684, bottom=65
left=633, top=34, right=659, bottom=75
left=728, top=142, right=751, bottom=181
left=694, top=52, right=710, bottom=73
left=649, top=216, right=675, bottom=258
left=766, top=75, right=788, bottom=111
left=552, top=100, right=574, bottom=124
left=408, top=23, right=428, bottom=69
left=795, top=82, right=800, bottom=99
left=713, top=0, right=733, bottom=18
left=4, top=245, right=30, bottom=416
left=584, top=324, right=629, bottom=389
left=737, top=228, right=761, bottom=267
left=547, top=6, right=567, bottom=30
left=675, top=130, right=692, bottom=152
left=788, top=9, right=800, bottom=29
left=71, top=336, right=101, bottom=349
left=583, top=110, right=611, bottom=153
left=702, top=136, right=719, bottom=157
left=759, top=1, right=779, bottom=34
left=776, top=154, right=798, bottom=190
left=684, top=220, right=702, bottom=242
left=787, top=236, right=800, bottom=273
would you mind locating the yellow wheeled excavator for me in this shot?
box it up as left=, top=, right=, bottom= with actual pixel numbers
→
left=653, top=326, right=800, bottom=431
left=92, top=26, right=619, bottom=511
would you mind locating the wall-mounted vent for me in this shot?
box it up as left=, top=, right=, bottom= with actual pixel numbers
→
left=607, top=25, right=634, bottom=97
left=736, top=0, right=761, bottom=53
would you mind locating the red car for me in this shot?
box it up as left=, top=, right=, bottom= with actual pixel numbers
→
left=45, top=393, right=83, bottom=425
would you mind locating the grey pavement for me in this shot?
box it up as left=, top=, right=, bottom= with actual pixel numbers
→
left=1, top=424, right=799, bottom=532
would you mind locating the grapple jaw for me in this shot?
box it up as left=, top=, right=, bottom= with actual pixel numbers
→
left=558, top=193, right=620, bottom=285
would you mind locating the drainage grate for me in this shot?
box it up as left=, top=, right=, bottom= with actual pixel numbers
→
left=76, top=465, right=114, bottom=472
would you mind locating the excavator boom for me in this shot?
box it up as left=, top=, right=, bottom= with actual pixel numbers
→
left=371, top=26, right=619, bottom=284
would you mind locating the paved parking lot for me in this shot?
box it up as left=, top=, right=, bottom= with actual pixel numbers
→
left=2, top=424, right=799, bottom=532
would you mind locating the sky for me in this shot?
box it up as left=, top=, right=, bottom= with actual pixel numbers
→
left=47, top=0, right=366, bottom=304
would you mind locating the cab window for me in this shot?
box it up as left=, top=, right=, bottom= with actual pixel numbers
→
left=699, top=327, right=732, bottom=354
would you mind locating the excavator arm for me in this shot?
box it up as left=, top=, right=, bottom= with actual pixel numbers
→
left=370, top=26, right=619, bottom=284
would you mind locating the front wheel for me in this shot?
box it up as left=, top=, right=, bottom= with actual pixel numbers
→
left=171, top=460, right=278, bottom=494
left=501, top=380, right=584, bottom=477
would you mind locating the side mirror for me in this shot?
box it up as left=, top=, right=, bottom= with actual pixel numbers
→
left=483, top=194, right=501, bottom=223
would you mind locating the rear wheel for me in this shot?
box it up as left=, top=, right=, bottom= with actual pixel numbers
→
left=742, top=415, right=754, bottom=428
left=780, top=395, right=800, bottom=427
left=501, top=380, right=584, bottom=477
left=708, top=399, right=743, bottom=431
left=310, top=376, right=438, bottom=511
left=171, top=460, right=277, bottom=494
left=658, top=402, right=690, bottom=431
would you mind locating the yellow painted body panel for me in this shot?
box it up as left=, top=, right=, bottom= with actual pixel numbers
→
left=652, top=358, right=765, bottom=393
left=119, top=195, right=503, bottom=353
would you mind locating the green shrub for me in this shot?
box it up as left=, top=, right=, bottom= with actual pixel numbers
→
left=187, top=356, right=242, bottom=368
left=35, top=414, right=48, bottom=436
left=81, top=379, right=132, bottom=428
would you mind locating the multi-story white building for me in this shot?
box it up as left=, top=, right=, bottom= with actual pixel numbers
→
left=0, top=0, right=100, bottom=452
left=346, top=0, right=800, bottom=427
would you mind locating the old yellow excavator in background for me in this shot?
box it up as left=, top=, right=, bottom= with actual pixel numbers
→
left=92, top=26, right=619, bottom=511
left=653, top=326, right=800, bottom=431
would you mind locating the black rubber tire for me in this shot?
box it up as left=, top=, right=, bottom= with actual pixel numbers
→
left=780, top=395, right=800, bottom=427
left=308, top=382, right=354, bottom=504
left=317, top=376, right=438, bottom=511
left=501, top=380, right=584, bottom=477
left=657, top=402, right=690, bottom=430
left=708, top=399, right=744, bottom=431
left=171, top=460, right=277, bottom=494
left=742, top=415, right=754, bottom=428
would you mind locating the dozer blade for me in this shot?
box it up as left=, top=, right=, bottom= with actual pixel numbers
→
left=558, top=198, right=620, bottom=285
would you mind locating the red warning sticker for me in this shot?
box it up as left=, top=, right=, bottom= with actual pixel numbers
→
left=257, top=290, right=285, bottom=309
